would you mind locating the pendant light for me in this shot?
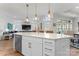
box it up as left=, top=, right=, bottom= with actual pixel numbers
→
left=48, top=3, right=51, bottom=20
left=34, top=4, right=38, bottom=20
left=25, top=4, right=29, bottom=22
left=48, top=9, right=51, bottom=18
left=48, top=3, right=50, bottom=19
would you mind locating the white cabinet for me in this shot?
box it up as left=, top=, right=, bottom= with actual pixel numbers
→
left=22, top=36, right=42, bottom=56
left=55, top=39, right=70, bottom=56
left=43, top=39, right=55, bottom=56
left=22, top=36, right=32, bottom=56
left=43, top=39, right=70, bottom=56
left=22, top=36, right=70, bottom=56
left=31, top=37, right=42, bottom=56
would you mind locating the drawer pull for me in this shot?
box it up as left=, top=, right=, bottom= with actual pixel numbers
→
left=28, top=42, right=32, bottom=49
left=44, top=54, right=49, bottom=56
left=45, top=42, right=52, bottom=44
left=45, top=48, right=52, bottom=51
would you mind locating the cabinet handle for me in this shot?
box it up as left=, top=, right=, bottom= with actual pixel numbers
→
left=28, top=42, right=32, bottom=49
left=44, top=54, right=49, bottom=56
left=45, top=48, right=52, bottom=51
left=45, top=42, right=52, bottom=44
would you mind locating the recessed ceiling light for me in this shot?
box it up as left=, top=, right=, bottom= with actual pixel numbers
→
left=76, top=6, right=79, bottom=8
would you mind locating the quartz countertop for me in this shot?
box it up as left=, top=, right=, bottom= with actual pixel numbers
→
left=14, top=32, right=72, bottom=40
left=74, top=32, right=79, bottom=34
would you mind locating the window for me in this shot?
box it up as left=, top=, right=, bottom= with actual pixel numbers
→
left=56, top=20, right=72, bottom=34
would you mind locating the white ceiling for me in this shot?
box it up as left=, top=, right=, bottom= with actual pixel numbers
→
left=0, top=3, right=79, bottom=20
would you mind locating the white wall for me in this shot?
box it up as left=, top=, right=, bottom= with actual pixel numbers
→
left=0, top=19, right=7, bottom=32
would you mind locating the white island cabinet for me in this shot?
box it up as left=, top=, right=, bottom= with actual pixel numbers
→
left=43, top=38, right=70, bottom=56
left=43, top=39, right=55, bottom=56
left=22, top=36, right=42, bottom=56
left=14, top=32, right=72, bottom=56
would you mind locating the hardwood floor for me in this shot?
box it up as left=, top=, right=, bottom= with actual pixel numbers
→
left=0, top=39, right=79, bottom=56
left=0, top=39, right=22, bottom=56
left=70, top=47, right=79, bottom=56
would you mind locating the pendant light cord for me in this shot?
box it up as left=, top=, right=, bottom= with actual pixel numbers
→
left=48, top=3, right=50, bottom=14
left=26, top=4, right=29, bottom=18
left=35, top=4, right=37, bottom=17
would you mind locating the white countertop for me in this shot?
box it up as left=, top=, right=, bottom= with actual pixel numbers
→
left=14, top=32, right=72, bottom=40
left=74, top=32, right=79, bottom=34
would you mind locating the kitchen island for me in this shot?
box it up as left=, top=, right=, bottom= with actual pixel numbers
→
left=13, top=32, right=72, bottom=56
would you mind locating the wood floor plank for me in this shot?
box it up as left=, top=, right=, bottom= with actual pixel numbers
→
left=0, top=39, right=22, bottom=56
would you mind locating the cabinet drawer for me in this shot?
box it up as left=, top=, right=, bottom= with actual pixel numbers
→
left=43, top=39, right=54, bottom=44
left=43, top=45, right=54, bottom=50
left=43, top=52, right=54, bottom=56
left=43, top=53, right=50, bottom=56
left=43, top=39, right=55, bottom=47
left=43, top=39, right=55, bottom=56
left=44, top=47, right=53, bottom=53
left=43, top=46, right=54, bottom=55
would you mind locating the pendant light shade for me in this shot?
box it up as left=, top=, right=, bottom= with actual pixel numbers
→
left=48, top=3, right=51, bottom=20
left=48, top=9, right=51, bottom=18
left=35, top=14, right=37, bottom=20
left=26, top=16, right=29, bottom=22
left=48, top=11, right=51, bottom=21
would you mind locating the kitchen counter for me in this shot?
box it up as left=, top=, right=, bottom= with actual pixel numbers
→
left=14, top=32, right=72, bottom=40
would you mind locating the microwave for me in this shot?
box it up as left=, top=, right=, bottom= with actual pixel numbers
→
left=22, top=25, right=31, bottom=30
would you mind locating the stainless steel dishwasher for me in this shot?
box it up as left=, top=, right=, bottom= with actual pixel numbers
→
left=14, top=34, right=22, bottom=53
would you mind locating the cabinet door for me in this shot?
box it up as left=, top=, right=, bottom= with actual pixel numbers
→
left=22, top=36, right=42, bottom=56
left=22, top=36, right=32, bottom=56
left=55, top=39, right=70, bottom=56
left=31, top=37, right=42, bottom=56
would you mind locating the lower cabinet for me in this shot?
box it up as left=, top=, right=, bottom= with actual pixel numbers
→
left=31, top=37, right=43, bottom=56
left=22, top=36, right=42, bottom=56
left=22, top=36, right=70, bottom=56
left=55, top=39, right=70, bottom=56
left=22, top=36, right=32, bottom=56
left=43, top=39, right=55, bottom=56
left=43, top=39, right=70, bottom=56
